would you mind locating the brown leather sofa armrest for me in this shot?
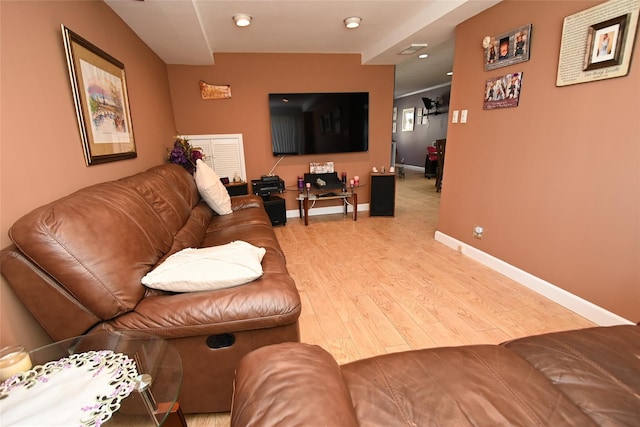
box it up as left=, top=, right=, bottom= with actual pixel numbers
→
left=231, top=194, right=264, bottom=211
left=231, top=342, right=360, bottom=427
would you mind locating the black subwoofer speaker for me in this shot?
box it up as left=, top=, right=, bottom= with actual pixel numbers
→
left=263, top=195, right=286, bottom=226
left=370, top=173, right=396, bottom=216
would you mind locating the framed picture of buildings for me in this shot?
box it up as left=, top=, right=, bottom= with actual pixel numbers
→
left=62, top=25, right=136, bottom=165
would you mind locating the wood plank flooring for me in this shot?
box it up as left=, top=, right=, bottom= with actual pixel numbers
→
left=185, top=169, right=594, bottom=426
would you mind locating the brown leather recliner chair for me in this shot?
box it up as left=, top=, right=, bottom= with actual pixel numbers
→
left=232, top=325, right=640, bottom=426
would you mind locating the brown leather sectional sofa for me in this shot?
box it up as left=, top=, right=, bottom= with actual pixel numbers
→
left=0, top=163, right=301, bottom=413
left=232, top=325, right=640, bottom=426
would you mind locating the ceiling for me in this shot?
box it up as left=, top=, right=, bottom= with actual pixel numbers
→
left=105, top=0, right=501, bottom=98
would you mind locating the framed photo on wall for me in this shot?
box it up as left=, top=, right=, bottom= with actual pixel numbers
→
left=401, top=107, right=415, bottom=132
left=483, top=72, right=524, bottom=110
left=583, top=14, right=628, bottom=71
left=62, top=25, right=136, bottom=165
left=484, top=24, right=532, bottom=71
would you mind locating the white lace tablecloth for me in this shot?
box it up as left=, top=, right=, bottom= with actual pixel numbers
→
left=0, top=350, right=139, bottom=426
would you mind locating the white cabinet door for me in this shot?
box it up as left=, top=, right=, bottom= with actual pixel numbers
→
left=186, top=134, right=246, bottom=181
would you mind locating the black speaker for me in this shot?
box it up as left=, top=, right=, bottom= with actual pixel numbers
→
left=263, top=195, right=286, bottom=226
left=370, top=173, right=395, bottom=216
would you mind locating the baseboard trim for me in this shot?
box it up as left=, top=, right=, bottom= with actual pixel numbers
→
left=434, top=231, right=633, bottom=326
left=286, top=204, right=369, bottom=218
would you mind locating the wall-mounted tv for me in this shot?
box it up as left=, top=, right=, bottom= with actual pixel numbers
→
left=269, top=92, right=369, bottom=156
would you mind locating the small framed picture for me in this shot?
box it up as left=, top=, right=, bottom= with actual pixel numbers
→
left=401, top=108, right=415, bottom=132
left=583, top=15, right=628, bottom=71
left=483, top=72, right=524, bottom=110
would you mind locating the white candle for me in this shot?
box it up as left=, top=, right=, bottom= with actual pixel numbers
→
left=305, top=182, right=311, bottom=189
left=0, top=345, right=32, bottom=381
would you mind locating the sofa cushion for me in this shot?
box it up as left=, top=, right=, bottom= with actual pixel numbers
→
left=503, top=325, right=640, bottom=426
left=195, top=159, right=232, bottom=215
left=341, top=345, right=595, bottom=426
left=142, top=241, right=266, bottom=292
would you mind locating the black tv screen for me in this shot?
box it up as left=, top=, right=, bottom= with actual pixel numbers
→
left=269, top=92, right=369, bottom=155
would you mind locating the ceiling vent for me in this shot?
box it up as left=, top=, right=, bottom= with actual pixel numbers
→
left=398, top=43, right=428, bottom=55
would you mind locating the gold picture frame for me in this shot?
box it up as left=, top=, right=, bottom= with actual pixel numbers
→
left=62, top=25, right=136, bottom=165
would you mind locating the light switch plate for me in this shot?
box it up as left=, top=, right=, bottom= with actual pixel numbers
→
left=460, top=110, right=468, bottom=123
left=452, top=110, right=459, bottom=123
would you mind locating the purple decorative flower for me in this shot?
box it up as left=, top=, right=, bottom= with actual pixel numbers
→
left=167, top=137, right=203, bottom=174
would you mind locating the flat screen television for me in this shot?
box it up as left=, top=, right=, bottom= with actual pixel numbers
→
left=268, top=92, right=369, bottom=156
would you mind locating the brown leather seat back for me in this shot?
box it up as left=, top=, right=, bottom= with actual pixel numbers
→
left=7, top=165, right=198, bottom=320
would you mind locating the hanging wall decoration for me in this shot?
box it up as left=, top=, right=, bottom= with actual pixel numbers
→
left=200, top=81, right=232, bottom=99
left=483, top=72, right=524, bottom=110
left=401, top=107, right=415, bottom=132
left=62, top=25, right=137, bottom=165
left=484, top=24, right=532, bottom=71
left=557, top=0, right=639, bottom=86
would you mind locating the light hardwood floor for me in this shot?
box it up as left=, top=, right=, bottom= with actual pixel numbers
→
left=185, top=168, right=594, bottom=426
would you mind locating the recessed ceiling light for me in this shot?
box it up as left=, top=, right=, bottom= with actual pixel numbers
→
left=419, top=54, right=429, bottom=59
left=344, top=16, right=362, bottom=29
left=233, top=14, right=252, bottom=27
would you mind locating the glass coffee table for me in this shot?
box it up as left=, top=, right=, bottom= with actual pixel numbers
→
left=296, top=185, right=364, bottom=226
left=0, top=331, right=183, bottom=427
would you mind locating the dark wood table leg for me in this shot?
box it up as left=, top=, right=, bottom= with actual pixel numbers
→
left=303, top=197, right=309, bottom=226
left=353, top=193, right=358, bottom=221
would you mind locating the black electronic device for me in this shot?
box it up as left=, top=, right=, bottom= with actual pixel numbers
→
left=318, top=192, right=338, bottom=197
left=269, top=92, right=369, bottom=156
left=304, top=172, right=344, bottom=190
left=261, top=175, right=280, bottom=182
left=251, top=178, right=285, bottom=198
left=263, top=195, right=286, bottom=226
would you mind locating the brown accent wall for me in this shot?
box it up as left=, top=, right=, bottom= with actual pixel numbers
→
left=167, top=53, right=395, bottom=207
left=0, top=1, right=177, bottom=348
left=441, top=0, right=639, bottom=322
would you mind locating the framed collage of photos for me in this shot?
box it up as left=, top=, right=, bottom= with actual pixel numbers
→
left=483, top=72, right=524, bottom=110
left=484, top=24, right=532, bottom=71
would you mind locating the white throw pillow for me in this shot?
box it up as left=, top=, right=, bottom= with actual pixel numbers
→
left=194, top=159, right=232, bottom=215
left=142, top=241, right=266, bottom=292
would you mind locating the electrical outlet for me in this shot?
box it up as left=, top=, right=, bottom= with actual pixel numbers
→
left=473, top=225, right=483, bottom=239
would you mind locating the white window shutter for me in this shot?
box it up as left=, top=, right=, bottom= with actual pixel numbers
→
left=185, top=134, right=246, bottom=181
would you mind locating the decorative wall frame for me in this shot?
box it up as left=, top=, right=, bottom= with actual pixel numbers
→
left=483, top=72, right=524, bottom=110
left=310, top=162, right=334, bottom=173
left=583, top=15, right=628, bottom=71
left=484, top=24, right=532, bottom=71
left=199, top=81, right=232, bottom=100
left=401, top=107, right=415, bottom=132
left=557, top=0, right=639, bottom=86
left=62, top=25, right=136, bottom=165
